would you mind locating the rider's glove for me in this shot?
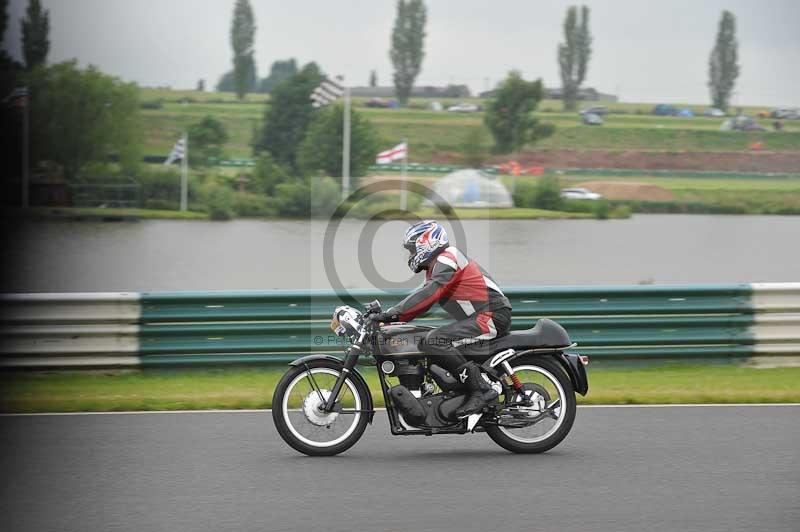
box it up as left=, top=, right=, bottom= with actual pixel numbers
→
left=370, top=311, right=398, bottom=323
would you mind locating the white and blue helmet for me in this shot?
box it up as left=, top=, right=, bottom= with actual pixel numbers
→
left=403, top=220, right=449, bottom=273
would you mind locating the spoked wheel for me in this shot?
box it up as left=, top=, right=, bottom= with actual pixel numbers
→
left=485, top=357, right=577, bottom=454
left=272, top=360, right=370, bottom=456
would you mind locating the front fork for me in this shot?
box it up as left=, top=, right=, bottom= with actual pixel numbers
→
left=322, top=346, right=361, bottom=412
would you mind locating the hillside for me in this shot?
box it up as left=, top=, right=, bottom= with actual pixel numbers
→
left=139, top=88, right=800, bottom=171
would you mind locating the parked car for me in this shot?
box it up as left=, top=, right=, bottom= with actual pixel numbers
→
left=652, top=104, right=678, bottom=116
left=581, top=112, right=603, bottom=126
left=704, top=108, right=725, bottom=117
left=561, top=187, right=602, bottom=200
left=365, top=98, right=390, bottom=108
left=579, top=106, right=609, bottom=116
left=771, top=108, right=800, bottom=119
left=447, top=102, right=480, bottom=112
left=721, top=115, right=767, bottom=132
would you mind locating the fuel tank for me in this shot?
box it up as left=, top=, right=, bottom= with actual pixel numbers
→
left=374, top=324, right=435, bottom=356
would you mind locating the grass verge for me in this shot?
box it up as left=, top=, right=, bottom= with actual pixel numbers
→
left=2, top=364, right=798, bottom=413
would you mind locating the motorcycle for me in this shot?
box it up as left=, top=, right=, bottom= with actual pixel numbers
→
left=272, top=301, right=589, bottom=456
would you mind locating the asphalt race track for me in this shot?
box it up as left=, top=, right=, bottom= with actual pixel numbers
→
left=1, top=406, right=798, bottom=532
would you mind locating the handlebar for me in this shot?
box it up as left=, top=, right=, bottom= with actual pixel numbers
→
left=363, top=299, right=382, bottom=316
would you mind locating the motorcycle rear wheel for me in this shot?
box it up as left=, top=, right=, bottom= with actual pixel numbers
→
left=485, top=357, right=577, bottom=454
left=272, top=359, right=370, bottom=456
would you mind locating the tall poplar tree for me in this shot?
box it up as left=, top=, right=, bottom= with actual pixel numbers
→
left=389, top=0, right=426, bottom=105
left=708, top=10, right=740, bottom=112
left=22, top=0, right=50, bottom=69
left=557, top=5, right=592, bottom=111
left=230, top=0, right=256, bottom=100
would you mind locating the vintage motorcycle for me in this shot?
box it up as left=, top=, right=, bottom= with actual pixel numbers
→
left=272, top=301, right=589, bottom=456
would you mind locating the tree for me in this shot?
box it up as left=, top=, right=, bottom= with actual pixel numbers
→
left=258, top=58, right=297, bottom=93
left=21, top=0, right=49, bottom=69
left=0, top=0, right=17, bottom=68
left=369, top=70, right=377, bottom=87
left=557, top=5, right=592, bottom=111
left=251, top=152, right=290, bottom=195
left=0, top=0, right=6, bottom=37
left=708, top=10, right=740, bottom=112
left=389, top=0, right=426, bottom=104
left=23, top=61, right=142, bottom=179
left=483, top=71, right=553, bottom=154
left=196, top=79, right=205, bottom=92
left=298, top=103, right=380, bottom=187
left=230, top=0, right=256, bottom=100
left=187, top=115, right=228, bottom=166
left=253, top=62, right=324, bottom=172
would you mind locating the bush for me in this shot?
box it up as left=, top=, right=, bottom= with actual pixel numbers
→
left=234, top=192, right=277, bottom=217
left=310, top=177, right=342, bottom=217
left=273, top=177, right=341, bottom=218
left=140, top=100, right=163, bottom=110
left=559, top=198, right=597, bottom=213
left=251, top=153, right=291, bottom=195
left=512, top=180, right=537, bottom=208
left=133, top=167, right=202, bottom=206
left=533, top=176, right=563, bottom=210
left=202, top=183, right=236, bottom=220
left=593, top=199, right=611, bottom=219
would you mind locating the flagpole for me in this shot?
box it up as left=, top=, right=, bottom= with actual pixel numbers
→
left=22, top=92, right=29, bottom=208
left=342, top=85, right=351, bottom=200
left=400, top=137, right=408, bottom=211
left=180, top=132, right=188, bottom=211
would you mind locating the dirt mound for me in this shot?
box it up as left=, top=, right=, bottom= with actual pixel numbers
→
left=576, top=181, right=676, bottom=201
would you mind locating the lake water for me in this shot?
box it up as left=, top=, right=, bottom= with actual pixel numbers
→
left=2, top=215, right=799, bottom=293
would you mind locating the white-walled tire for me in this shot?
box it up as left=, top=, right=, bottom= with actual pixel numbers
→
left=272, top=360, right=370, bottom=456
left=485, top=357, right=577, bottom=454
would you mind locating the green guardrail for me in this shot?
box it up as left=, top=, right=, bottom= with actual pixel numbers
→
left=2, top=283, right=798, bottom=369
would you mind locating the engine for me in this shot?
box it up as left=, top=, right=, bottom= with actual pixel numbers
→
left=382, top=360, right=469, bottom=427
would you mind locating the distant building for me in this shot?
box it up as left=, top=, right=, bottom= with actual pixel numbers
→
left=479, top=87, right=618, bottom=102
left=350, top=85, right=471, bottom=98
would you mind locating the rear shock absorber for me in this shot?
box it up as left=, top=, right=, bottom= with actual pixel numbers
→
left=502, top=360, right=523, bottom=391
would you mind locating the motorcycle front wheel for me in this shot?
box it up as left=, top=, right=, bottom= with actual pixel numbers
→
left=272, top=359, right=371, bottom=456
left=485, top=356, right=577, bottom=454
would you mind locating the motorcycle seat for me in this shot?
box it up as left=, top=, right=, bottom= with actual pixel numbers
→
left=460, top=318, right=572, bottom=360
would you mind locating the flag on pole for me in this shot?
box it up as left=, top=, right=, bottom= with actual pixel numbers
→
left=375, top=142, right=408, bottom=164
left=164, top=137, right=186, bottom=165
left=310, top=78, right=344, bottom=108
left=3, top=87, right=29, bottom=108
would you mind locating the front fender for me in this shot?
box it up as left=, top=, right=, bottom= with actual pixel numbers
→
left=288, top=355, right=375, bottom=422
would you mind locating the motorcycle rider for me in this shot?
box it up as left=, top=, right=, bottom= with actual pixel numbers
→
left=370, top=220, right=513, bottom=417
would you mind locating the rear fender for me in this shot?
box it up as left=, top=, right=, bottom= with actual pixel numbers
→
left=556, top=353, right=589, bottom=396
left=494, top=349, right=589, bottom=396
left=288, top=355, right=375, bottom=422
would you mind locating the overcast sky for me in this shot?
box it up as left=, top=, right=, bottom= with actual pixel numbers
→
left=4, top=0, right=799, bottom=106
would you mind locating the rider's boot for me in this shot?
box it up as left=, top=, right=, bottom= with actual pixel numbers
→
left=455, top=361, right=496, bottom=417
